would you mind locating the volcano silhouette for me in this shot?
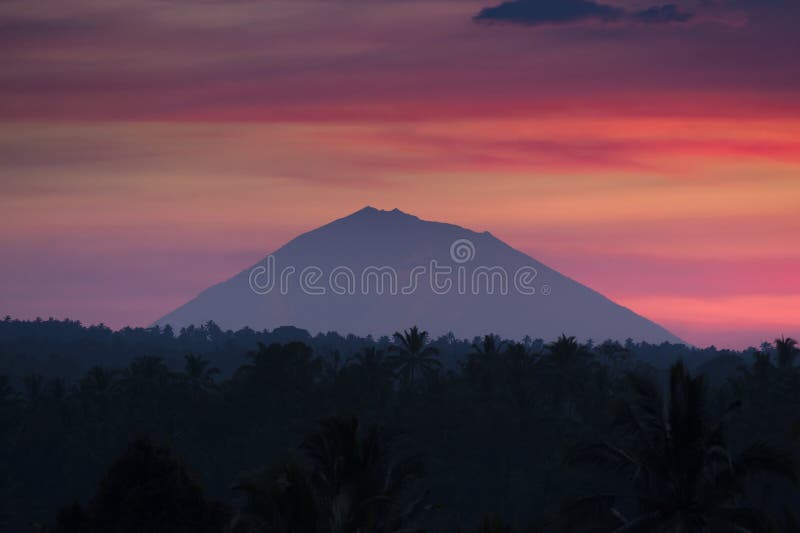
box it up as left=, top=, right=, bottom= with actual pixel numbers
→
left=155, top=207, right=683, bottom=343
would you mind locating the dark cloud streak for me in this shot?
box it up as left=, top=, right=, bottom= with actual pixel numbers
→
left=474, top=0, right=623, bottom=26
left=474, top=0, right=694, bottom=27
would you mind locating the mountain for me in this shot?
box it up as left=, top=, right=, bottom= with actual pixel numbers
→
left=155, top=207, right=683, bottom=344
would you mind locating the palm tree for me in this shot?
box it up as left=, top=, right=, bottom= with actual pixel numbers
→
left=351, top=347, right=393, bottom=385
left=775, top=337, right=799, bottom=369
left=502, top=342, right=538, bottom=431
left=464, top=334, right=506, bottom=386
left=183, top=353, right=220, bottom=391
left=388, top=326, right=441, bottom=389
left=233, top=417, right=428, bottom=533
left=568, top=361, right=797, bottom=533
left=351, top=346, right=388, bottom=374
left=594, top=340, right=633, bottom=374
left=301, top=417, right=428, bottom=532
left=471, top=334, right=505, bottom=359
left=545, top=334, right=588, bottom=365
left=542, top=334, right=592, bottom=419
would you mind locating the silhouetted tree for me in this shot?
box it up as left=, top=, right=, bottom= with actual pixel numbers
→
left=569, top=362, right=797, bottom=532
left=388, top=326, right=441, bottom=389
left=234, top=417, right=429, bottom=533
left=0, top=318, right=796, bottom=532
left=52, top=437, right=229, bottom=533
left=184, top=353, right=220, bottom=391
left=776, top=337, right=799, bottom=369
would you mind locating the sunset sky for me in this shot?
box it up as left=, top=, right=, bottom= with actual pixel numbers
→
left=1, top=0, right=798, bottom=348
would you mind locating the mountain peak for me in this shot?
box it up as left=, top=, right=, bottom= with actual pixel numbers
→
left=353, top=206, right=407, bottom=214
left=156, top=208, right=683, bottom=345
left=347, top=206, right=418, bottom=220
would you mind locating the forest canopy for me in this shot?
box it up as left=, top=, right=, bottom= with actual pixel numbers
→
left=0, top=318, right=798, bottom=532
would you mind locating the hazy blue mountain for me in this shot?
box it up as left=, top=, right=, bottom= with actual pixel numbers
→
left=155, top=207, right=683, bottom=344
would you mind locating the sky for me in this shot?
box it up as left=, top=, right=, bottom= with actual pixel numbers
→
left=1, top=0, right=798, bottom=349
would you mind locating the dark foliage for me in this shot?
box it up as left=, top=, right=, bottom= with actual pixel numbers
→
left=50, top=437, right=229, bottom=533
left=0, top=318, right=797, bottom=532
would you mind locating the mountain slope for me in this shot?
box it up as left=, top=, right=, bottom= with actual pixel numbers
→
left=155, top=207, right=683, bottom=344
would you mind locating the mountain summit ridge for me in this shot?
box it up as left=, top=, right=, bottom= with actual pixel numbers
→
left=156, top=207, right=683, bottom=344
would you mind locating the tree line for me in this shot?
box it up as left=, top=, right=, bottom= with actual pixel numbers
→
left=0, top=318, right=799, bottom=532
